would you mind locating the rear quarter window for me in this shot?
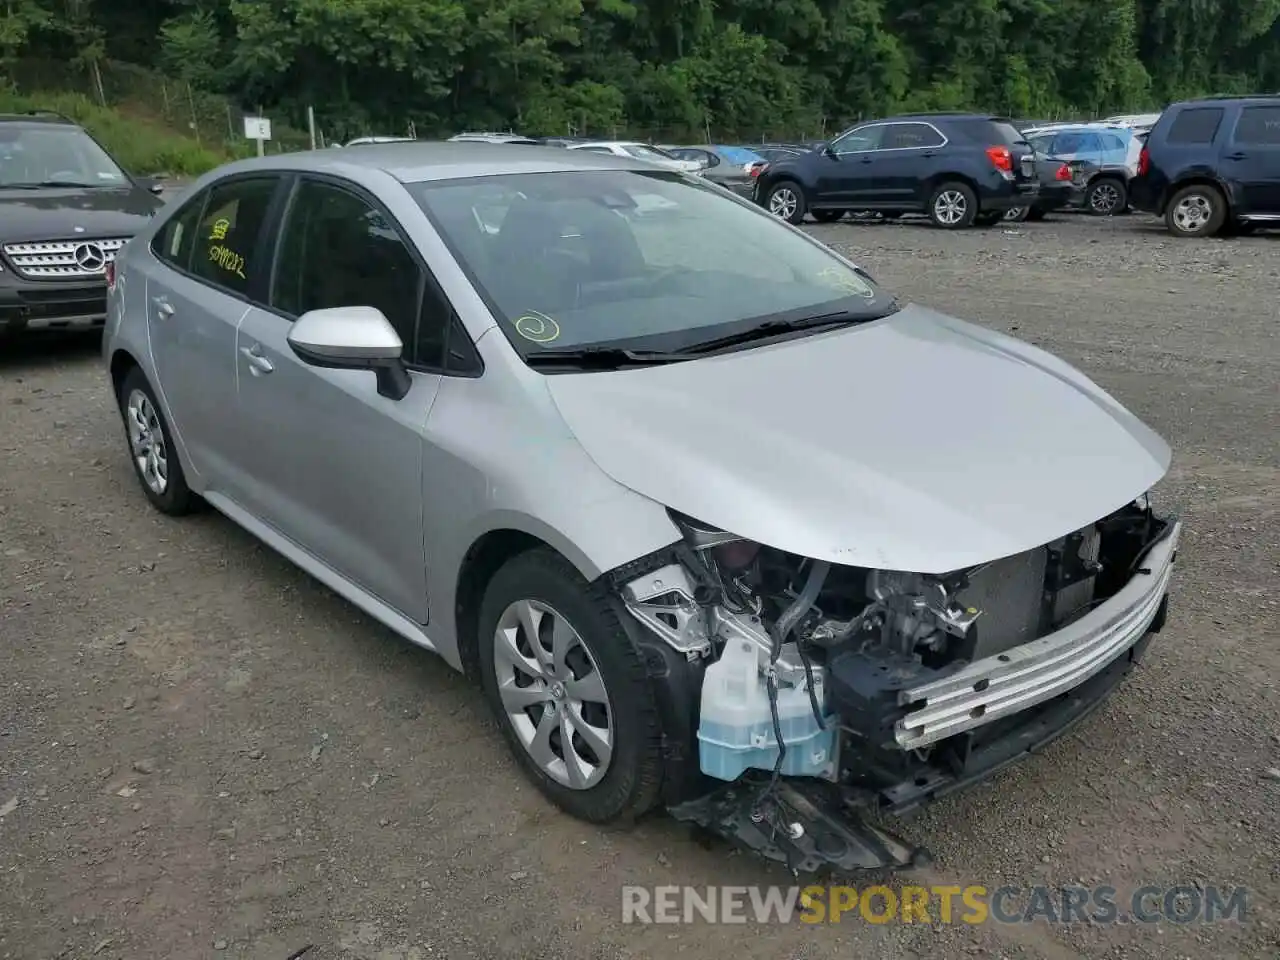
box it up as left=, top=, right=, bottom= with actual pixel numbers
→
left=950, top=119, right=1028, bottom=145
left=1165, top=108, right=1224, bottom=145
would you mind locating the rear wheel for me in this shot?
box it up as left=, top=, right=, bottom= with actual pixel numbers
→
left=1165, top=184, right=1226, bottom=238
left=810, top=209, right=846, bottom=223
left=117, top=368, right=196, bottom=516
left=477, top=548, right=664, bottom=824
left=1003, top=206, right=1032, bottom=222
left=765, top=181, right=806, bottom=224
left=1086, top=177, right=1127, bottom=216
left=927, top=182, right=977, bottom=228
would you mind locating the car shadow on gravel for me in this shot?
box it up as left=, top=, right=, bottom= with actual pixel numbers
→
left=0, top=330, right=103, bottom=371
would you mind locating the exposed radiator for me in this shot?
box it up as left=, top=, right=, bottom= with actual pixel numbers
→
left=954, top=525, right=1101, bottom=661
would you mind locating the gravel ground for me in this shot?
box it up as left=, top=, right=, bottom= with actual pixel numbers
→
left=1, top=211, right=1277, bottom=960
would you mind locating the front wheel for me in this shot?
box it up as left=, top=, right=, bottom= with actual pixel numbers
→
left=477, top=548, right=664, bottom=824
left=927, top=182, right=977, bottom=228
left=1086, top=177, right=1128, bottom=216
left=1165, top=184, right=1227, bottom=237
left=765, top=182, right=806, bottom=224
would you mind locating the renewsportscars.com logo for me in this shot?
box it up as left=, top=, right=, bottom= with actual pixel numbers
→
left=621, top=884, right=1249, bottom=926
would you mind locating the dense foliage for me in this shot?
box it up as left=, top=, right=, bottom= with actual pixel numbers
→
left=3, top=0, right=1279, bottom=142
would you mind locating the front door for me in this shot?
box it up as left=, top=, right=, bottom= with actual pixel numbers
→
left=232, top=176, right=445, bottom=622
left=142, top=175, right=280, bottom=491
left=815, top=125, right=885, bottom=204
left=1224, top=104, right=1280, bottom=215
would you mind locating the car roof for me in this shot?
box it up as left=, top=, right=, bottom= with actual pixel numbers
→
left=192, top=140, right=658, bottom=185
left=1172, top=94, right=1280, bottom=107
left=0, top=113, right=78, bottom=127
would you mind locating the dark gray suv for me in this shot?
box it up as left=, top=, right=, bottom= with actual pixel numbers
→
left=0, top=112, right=163, bottom=337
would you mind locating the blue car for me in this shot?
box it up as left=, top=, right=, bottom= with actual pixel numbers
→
left=1023, top=124, right=1144, bottom=215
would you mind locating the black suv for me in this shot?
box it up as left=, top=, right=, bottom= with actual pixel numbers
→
left=753, top=113, right=1039, bottom=228
left=1, top=112, right=164, bottom=337
left=1129, top=96, right=1280, bottom=237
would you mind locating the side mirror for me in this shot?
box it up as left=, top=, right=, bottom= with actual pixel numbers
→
left=287, top=306, right=411, bottom=400
left=149, top=182, right=166, bottom=195
left=821, top=143, right=837, bottom=158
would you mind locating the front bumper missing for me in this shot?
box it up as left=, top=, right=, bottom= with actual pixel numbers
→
left=670, top=779, right=927, bottom=873
left=894, top=519, right=1181, bottom=750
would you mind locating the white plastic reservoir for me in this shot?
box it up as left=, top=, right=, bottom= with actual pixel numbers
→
left=697, top=636, right=836, bottom=781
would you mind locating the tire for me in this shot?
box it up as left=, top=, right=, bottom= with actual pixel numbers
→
left=1003, top=206, right=1032, bottom=223
left=1165, top=184, right=1227, bottom=238
left=1026, top=208, right=1047, bottom=222
left=117, top=368, right=197, bottom=516
left=1085, top=177, right=1127, bottom=216
left=810, top=209, right=846, bottom=223
left=765, top=181, right=806, bottom=224
left=927, top=182, right=977, bottom=228
left=477, top=547, right=664, bottom=824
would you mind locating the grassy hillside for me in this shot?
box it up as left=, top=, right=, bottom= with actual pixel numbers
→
left=0, top=90, right=232, bottom=176
left=4, top=59, right=315, bottom=177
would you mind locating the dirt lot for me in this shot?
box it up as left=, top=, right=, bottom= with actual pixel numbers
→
left=1, top=212, right=1278, bottom=960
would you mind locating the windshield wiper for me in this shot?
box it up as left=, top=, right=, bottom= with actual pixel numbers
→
left=1, top=180, right=99, bottom=189
left=678, top=305, right=897, bottom=355
left=525, top=346, right=693, bottom=369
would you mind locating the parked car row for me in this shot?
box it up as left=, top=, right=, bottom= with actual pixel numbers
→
left=747, top=97, right=1278, bottom=235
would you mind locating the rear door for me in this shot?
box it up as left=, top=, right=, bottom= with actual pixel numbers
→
left=142, top=175, right=281, bottom=490
left=1223, top=104, right=1280, bottom=214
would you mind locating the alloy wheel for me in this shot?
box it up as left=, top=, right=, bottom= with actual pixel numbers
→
left=1090, top=182, right=1121, bottom=214
left=492, top=599, right=613, bottom=790
left=768, top=187, right=798, bottom=220
left=1172, top=194, right=1212, bottom=234
left=126, top=389, right=169, bottom=496
left=934, top=190, right=967, bottom=225
left=1004, top=207, right=1026, bottom=221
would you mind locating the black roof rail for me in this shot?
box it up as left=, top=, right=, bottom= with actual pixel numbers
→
left=1185, top=93, right=1280, bottom=102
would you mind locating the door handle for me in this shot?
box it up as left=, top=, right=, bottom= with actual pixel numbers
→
left=239, top=345, right=274, bottom=375
left=151, top=296, right=174, bottom=318
left=859, top=157, right=873, bottom=164
left=1225, top=152, right=1246, bottom=161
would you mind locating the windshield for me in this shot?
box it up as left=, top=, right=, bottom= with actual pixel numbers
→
left=411, top=170, right=895, bottom=356
left=0, top=125, right=129, bottom=187
left=620, top=144, right=677, bottom=162
left=717, top=146, right=765, bottom=165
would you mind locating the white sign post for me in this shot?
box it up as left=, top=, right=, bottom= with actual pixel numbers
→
left=243, top=116, right=272, bottom=157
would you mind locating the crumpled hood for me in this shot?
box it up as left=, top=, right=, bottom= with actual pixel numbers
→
left=544, top=304, right=1171, bottom=573
left=0, top=186, right=161, bottom=244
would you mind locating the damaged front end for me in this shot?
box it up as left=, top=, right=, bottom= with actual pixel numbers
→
left=611, top=499, right=1182, bottom=874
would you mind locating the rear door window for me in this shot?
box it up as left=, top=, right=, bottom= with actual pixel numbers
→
left=1166, top=108, right=1224, bottom=145
left=190, top=177, right=279, bottom=296
left=1232, top=106, right=1280, bottom=145
left=881, top=123, right=946, bottom=150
